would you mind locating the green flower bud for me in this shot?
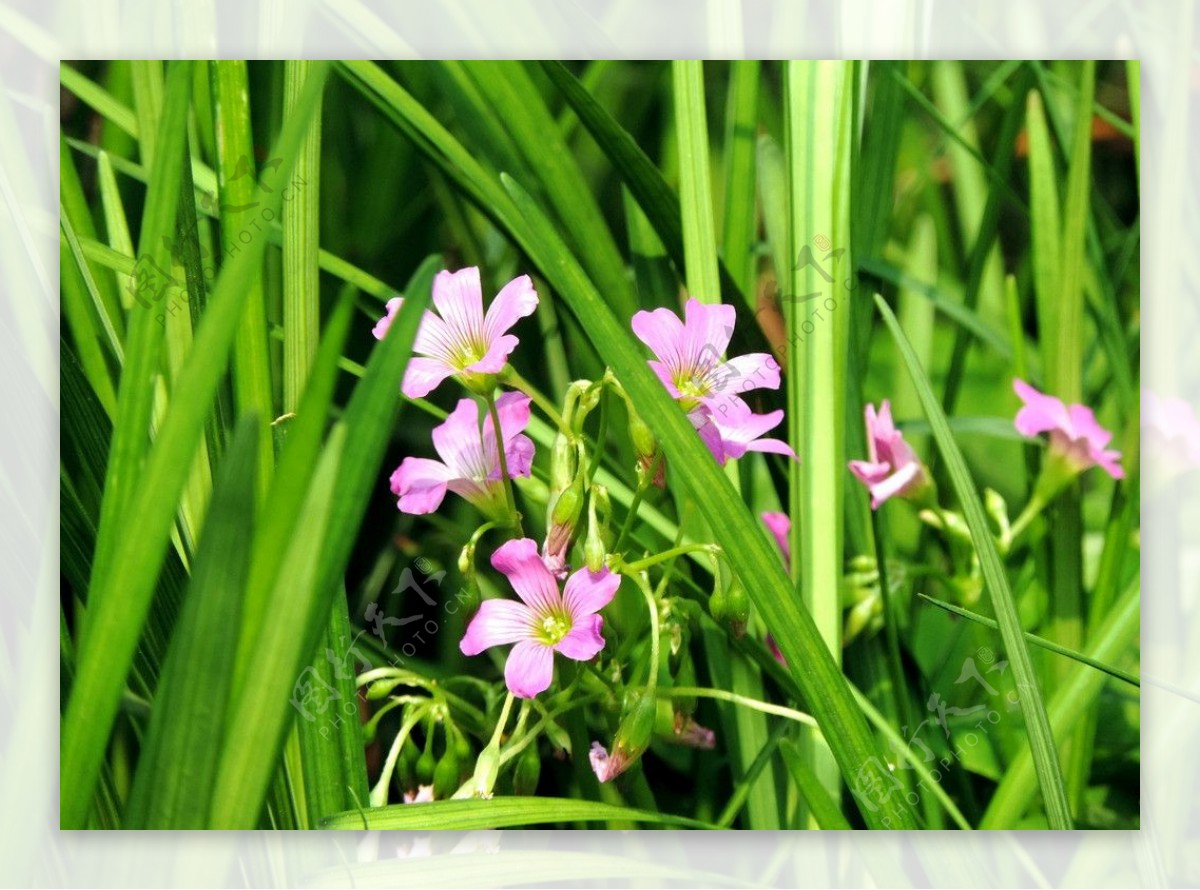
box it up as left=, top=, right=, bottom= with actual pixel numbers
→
left=432, top=747, right=459, bottom=799
left=629, top=411, right=656, bottom=461
left=725, top=580, right=750, bottom=638
left=512, top=742, right=542, bottom=796
left=548, top=431, right=578, bottom=494
left=415, top=745, right=436, bottom=787
left=584, top=484, right=609, bottom=572
left=592, top=691, right=656, bottom=782
left=397, top=733, right=418, bottom=790
left=471, top=743, right=501, bottom=799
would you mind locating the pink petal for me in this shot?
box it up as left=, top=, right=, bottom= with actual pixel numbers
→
left=717, top=352, right=781, bottom=395
left=761, top=512, right=791, bottom=562
left=504, top=639, right=555, bottom=698
left=373, top=297, right=402, bottom=340
left=866, top=461, right=923, bottom=510
left=1067, top=403, right=1112, bottom=449
left=431, top=398, right=486, bottom=478
left=689, top=407, right=728, bottom=464
left=390, top=458, right=454, bottom=514
left=710, top=403, right=787, bottom=461
left=460, top=599, right=536, bottom=655
left=554, top=613, right=606, bottom=661
left=682, top=298, right=735, bottom=371
left=401, top=356, right=457, bottom=400
left=432, top=267, right=486, bottom=346
left=492, top=391, right=533, bottom=440
left=491, top=538, right=563, bottom=615
left=1013, top=379, right=1070, bottom=438
left=465, top=332, right=519, bottom=375
left=1092, top=449, right=1125, bottom=479
left=562, top=566, right=620, bottom=620
left=631, top=307, right=687, bottom=373
left=500, top=434, right=535, bottom=480
left=745, top=436, right=799, bottom=460
left=484, top=274, right=538, bottom=343
left=848, top=458, right=892, bottom=487
left=589, top=741, right=615, bottom=782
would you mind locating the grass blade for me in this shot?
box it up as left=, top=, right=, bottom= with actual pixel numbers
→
left=123, top=415, right=260, bottom=828
left=873, top=291, right=1073, bottom=829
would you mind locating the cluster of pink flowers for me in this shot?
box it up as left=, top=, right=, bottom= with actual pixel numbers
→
left=381, top=275, right=805, bottom=701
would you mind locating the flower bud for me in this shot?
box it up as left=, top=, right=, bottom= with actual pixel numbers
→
left=629, top=411, right=657, bottom=461
left=583, top=484, right=609, bottom=572
left=671, top=713, right=716, bottom=749
left=397, top=733, right=418, bottom=790
left=415, top=744, right=436, bottom=787
left=714, top=559, right=750, bottom=637
left=471, top=743, right=501, bottom=799
left=589, top=691, right=656, bottom=782
left=512, top=743, right=542, bottom=795
left=432, top=746, right=459, bottom=799
left=548, top=430, right=578, bottom=494
left=543, top=474, right=584, bottom=577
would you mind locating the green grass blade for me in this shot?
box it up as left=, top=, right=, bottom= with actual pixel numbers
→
left=502, top=172, right=917, bottom=829
left=60, top=62, right=139, bottom=139
left=980, top=579, right=1138, bottom=828
left=673, top=60, right=721, bottom=303
left=778, top=738, right=852, bottom=830
left=874, top=292, right=1072, bottom=829
left=59, top=62, right=328, bottom=829
left=1055, top=60, right=1095, bottom=403
left=720, top=60, right=760, bottom=299
left=211, top=60, right=276, bottom=497
left=209, top=424, right=346, bottom=828
left=1025, top=89, right=1061, bottom=377
left=917, top=594, right=1139, bottom=688
left=282, top=60, right=324, bottom=412
left=213, top=268, right=431, bottom=827
left=320, top=797, right=714, bottom=830
left=784, top=60, right=851, bottom=822
left=123, top=415, right=260, bottom=828
left=457, top=61, right=638, bottom=320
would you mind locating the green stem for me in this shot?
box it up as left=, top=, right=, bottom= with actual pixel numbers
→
left=487, top=691, right=516, bottom=751
left=655, top=687, right=818, bottom=729
left=621, top=544, right=718, bottom=575
left=484, top=392, right=524, bottom=536
left=614, top=476, right=649, bottom=553
left=639, top=576, right=661, bottom=695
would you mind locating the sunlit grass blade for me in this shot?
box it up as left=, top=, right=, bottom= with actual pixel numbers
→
left=211, top=60, right=276, bottom=496
left=1026, top=88, right=1061, bottom=377
left=320, top=797, right=715, bottom=830
left=784, top=59, right=852, bottom=823
left=720, top=60, right=760, bottom=299
left=123, top=415, right=260, bottom=828
left=874, top=292, right=1073, bottom=829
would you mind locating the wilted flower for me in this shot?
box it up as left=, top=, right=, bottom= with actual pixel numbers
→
left=632, top=298, right=795, bottom=465
left=374, top=267, right=538, bottom=398
left=848, top=400, right=931, bottom=509
left=460, top=538, right=619, bottom=698
left=390, top=392, right=534, bottom=519
left=1013, top=379, right=1124, bottom=479
left=589, top=691, right=656, bottom=782
left=402, top=784, right=434, bottom=804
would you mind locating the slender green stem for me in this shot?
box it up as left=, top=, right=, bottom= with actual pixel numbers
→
left=638, top=575, right=661, bottom=695
left=487, top=692, right=517, bottom=751
left=484, top=392, right=523, bottom=536
left=613, top=453, right=663, bottom=553
left=620, top=544, right=718, bottom=575
left=654, top=687, right=818, bottom=729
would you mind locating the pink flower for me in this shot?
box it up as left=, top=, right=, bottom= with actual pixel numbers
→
left=848, top=401, right=930, bottom=509
left=390, top=392, right=534, bottom=519
left=402, top=784, right=434, bottom=804
left=460, top=538, right=620, bottom=699
left=632, top=298, right=794, bottom=464
left=588, top=741, right=621, bottom=782
left=1012, top=380, right=1124, bottom=479
left=374, top=267, right=538, bottom=399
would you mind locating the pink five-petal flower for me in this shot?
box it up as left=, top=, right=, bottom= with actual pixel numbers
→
left=374, top=267, right=538, bottom=399
left=1012, top=379, right=1124, bottom=479
left=460, top=538, right=620, bottom=699
left=390, top=391, right=534, bottom=519
left=848, top=400, right=930, bottom=509
left=632, top=298, right=790, bottom=464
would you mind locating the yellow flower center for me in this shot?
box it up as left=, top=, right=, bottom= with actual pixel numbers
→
left=538, top=611, right=572, bottom=645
